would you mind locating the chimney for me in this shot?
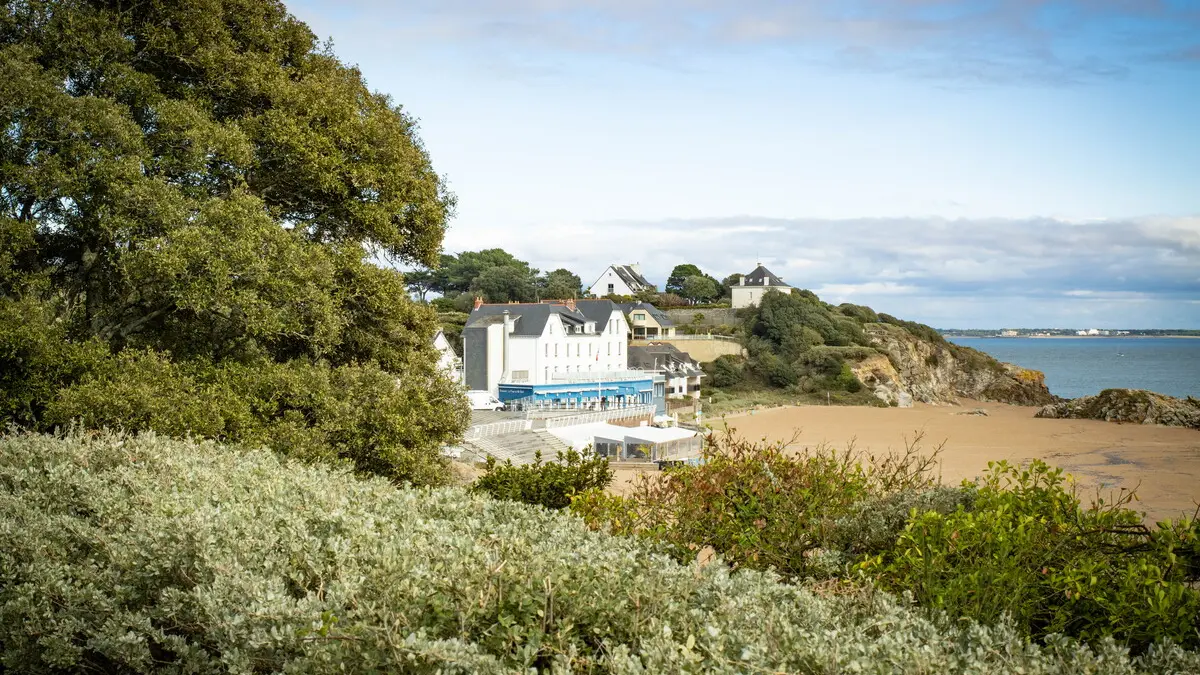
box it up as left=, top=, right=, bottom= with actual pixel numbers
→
left=501, top=310, right=511, bottom=384
left=629, top=262, right=641, bottom=275
left=473, top=296, right=483, bottom=310
left=738, top=275, right=744, bottom=286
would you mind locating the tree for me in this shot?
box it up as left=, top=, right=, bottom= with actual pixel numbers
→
left=0, top=0, right=468, bottom=483
left=666, top=264, right=704, bottom=295
left=721, top=273, right=744, bottom=298
left=444, top=249, right=537, bottom=294
left=470, top=265, right=537, bottom=303
left=539, top=268, right=583, bottom=299
left=404, top=269, right=437, bottom=302
left=682, top=275, right=720, bottom=304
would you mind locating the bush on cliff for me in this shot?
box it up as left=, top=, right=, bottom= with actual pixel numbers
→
left=4, top=430, right=1199, bottom=674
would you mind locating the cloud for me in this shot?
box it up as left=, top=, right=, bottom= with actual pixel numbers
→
left=296, top=0, right=1200, bottom=85
left=441, top=215, right=1200, bottom=328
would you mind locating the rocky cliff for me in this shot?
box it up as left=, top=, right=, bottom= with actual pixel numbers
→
left=1035, top=389, right=1200, bottom=429
left=855, top=323, right=1057, bottom=406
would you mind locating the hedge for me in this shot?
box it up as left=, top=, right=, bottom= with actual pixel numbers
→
left=1, top=431, right=1197, bottom=673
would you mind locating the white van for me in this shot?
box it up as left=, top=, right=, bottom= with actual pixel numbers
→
left=466, top=390, right=505, bottom=411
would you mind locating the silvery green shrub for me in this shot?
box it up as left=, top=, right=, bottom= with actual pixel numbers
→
left=1, top=431, right=1197, bottom=673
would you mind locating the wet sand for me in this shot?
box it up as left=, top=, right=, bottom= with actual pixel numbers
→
left=613, top=400, right=1200, bottom=522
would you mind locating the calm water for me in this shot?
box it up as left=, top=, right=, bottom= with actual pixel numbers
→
left=946, top=337, right=1200, bottom=400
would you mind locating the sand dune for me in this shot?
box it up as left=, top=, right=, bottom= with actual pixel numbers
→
left=612, top=400, right=1200, bottom=523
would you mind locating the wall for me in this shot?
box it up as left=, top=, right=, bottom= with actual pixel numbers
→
left=632, top=337, right=743, bottom=363
left=664, top=308, right=739, bottom=328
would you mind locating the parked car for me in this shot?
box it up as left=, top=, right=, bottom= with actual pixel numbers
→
left=466, top=390, right=505, bottom=411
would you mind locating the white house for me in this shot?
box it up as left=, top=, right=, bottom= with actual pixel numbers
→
left=432, top=329, right=461, bottom=382
left=588, top=263, right=654, bottom=297
left=731, top=264, right=793, bottom=309
left=462, top=299, right=633, bottom=398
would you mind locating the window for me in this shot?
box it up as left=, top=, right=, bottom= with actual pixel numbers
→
left=607, top=343, right=611, bottom=356
left=588, top=344, right=592, bottom=356
left=554, top=344, right=558, bottom=357
left=510, top=370, right=529, bottom=383
left=633, top=313, right=646, bottom=320
left=576, top=344, right=580, bottom=357
left=545, top=344, right=548, bottom=357
left=618, top=342, right=623, bottom=355
left=607, top=283, right=614, bottom=294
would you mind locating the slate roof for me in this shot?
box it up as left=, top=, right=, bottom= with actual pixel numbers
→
left=628, top=344, right=703, bottom=375
left=618, top=302, right=674, bottom=327
left=611, top=265, right=653, bottom=293
left=465, top=300, right=619, bottom=337
left=743, top=264, right=789, bottom=288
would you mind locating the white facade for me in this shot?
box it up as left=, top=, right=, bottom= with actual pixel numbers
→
left=731, top=276, right=793, bottom=308
left=433, top=330, right=461, bottom=382
left=588, top=264, right=649, bottom=297
left=473, top=309, right=630, bottom=394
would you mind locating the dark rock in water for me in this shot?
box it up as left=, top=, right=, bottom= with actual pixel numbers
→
left=1034, top=389, right=1200, bottom=430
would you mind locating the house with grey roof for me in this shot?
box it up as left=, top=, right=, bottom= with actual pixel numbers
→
left=731, top=264, right=793, bottom=308
left=588, top=263, right=654, bottom=297
left=463, top=298, right=660, bottom=409
left=628, top=343, right=705, bottom=401
left=618, top=301, right=675, bottom=339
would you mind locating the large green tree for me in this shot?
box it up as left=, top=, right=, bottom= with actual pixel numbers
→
left=666, top=263, right=704, bottom=295
left=0, top=0, right=468, bottom=483
left=538, top=268, right=583, bottom=300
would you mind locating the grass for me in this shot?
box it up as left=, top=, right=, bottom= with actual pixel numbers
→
left=700, top=387, right=886, bottom=418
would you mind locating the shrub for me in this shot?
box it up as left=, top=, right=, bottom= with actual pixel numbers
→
left=44, top=351, right=469, bottom=486
left=706, top=355, right=745, bottom=388
left=472, top=448, right=613, bottom=509
left=574, top=430, right=940, bottom=579
left=864, top=460, right=1200, bottom=652
left=0, top=296, right=112, bottom=427
left=3, top=431, right=1198, bottom=673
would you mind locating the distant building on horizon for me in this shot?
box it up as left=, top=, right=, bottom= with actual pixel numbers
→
left=731, top=264, right=793, bottom=309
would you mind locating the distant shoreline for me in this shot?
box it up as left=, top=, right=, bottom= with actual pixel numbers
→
left=945, top=335, right=1200, bottom=340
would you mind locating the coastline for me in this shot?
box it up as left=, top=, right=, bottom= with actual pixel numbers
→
left=947, top=335, right=1200, bottom=339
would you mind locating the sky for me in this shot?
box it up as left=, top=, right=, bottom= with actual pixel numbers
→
left=288, top=0, right=1200, bottom=328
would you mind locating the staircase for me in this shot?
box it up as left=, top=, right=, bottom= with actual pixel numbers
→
left=460, top=430, right=564, bottom=466
left=533, top=430, right=573, bottom=458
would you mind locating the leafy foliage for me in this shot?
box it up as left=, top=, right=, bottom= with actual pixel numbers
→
left=0, top=0, right=468, bottom=481
left=472, top=448, right=613, bottom=509
left=573, top=429, right=941, bottom=579
left=3, top=431, right=1198, bottom=674
left=864, top=460, right=1200, bottom=652
left=41, top=351, right=468, bottom=485
left=574, top=432, right=1200, bottom=652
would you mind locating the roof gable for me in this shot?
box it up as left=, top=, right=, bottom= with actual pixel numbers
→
left=743, top=265, right=789, bottom=287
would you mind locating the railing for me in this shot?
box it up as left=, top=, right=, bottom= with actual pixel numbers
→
left=543, top=404, right=656, bottom=429
left=547, top=370, right=654, bottom=384
left=465, top=419, right=532, bottom=439
left=639, top=334, right=741, bottom=342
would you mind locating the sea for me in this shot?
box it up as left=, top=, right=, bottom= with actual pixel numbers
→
left=946, top=337, right=1200, bottom=400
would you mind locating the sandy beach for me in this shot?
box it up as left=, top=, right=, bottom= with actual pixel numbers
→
left=613, top=400, right=1200, bottom=522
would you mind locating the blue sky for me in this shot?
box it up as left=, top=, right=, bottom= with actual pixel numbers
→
left=289, top=0, right=1200, bottom=328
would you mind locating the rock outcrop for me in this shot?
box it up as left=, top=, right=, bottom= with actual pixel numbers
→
left=857, top=323, right=1057, bottom=406
left=1036, top=389, right=1200, bottom=430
